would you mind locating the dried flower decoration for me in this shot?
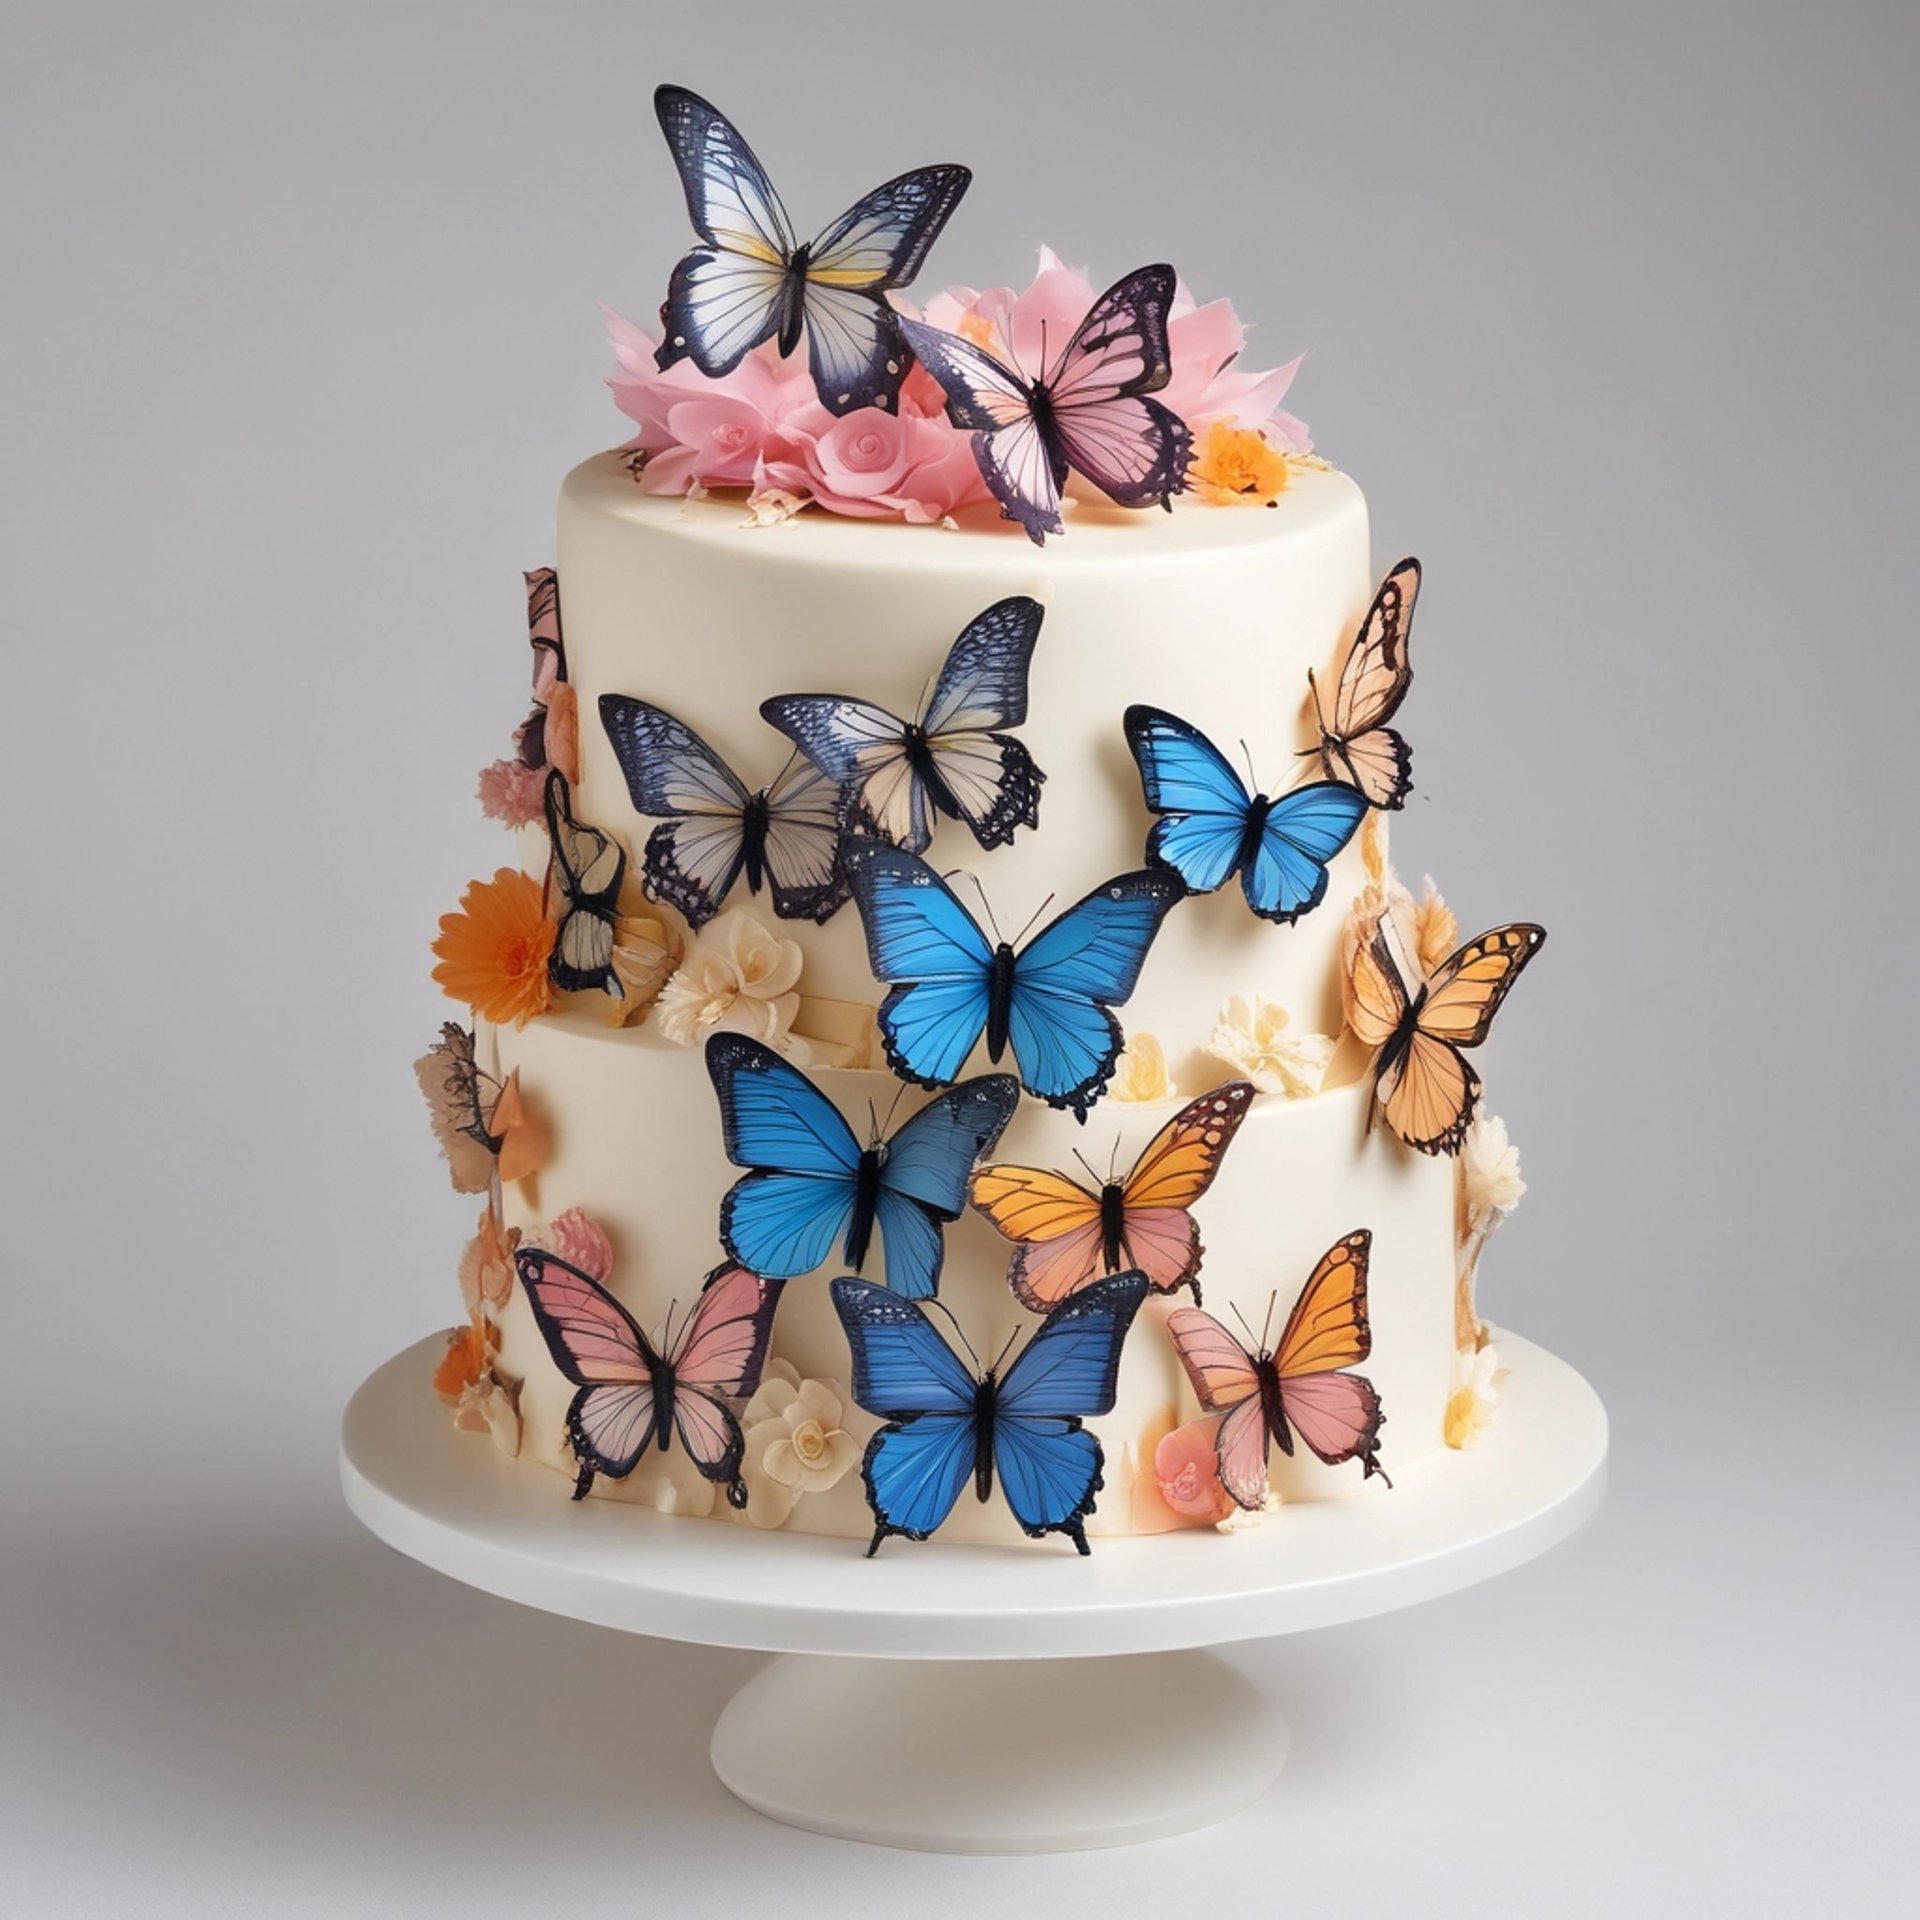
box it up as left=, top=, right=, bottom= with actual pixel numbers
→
left=1444, top=1343, right=1506, bottom=1449
left=1188, top=420, right=1292, bottom=507
left=431, top=868, right=555, bottom=1029
left=603, top=907, right=682, bottom=1028
left=1413, top=875, right=1459, bottom=976
left=452, top=1370, right=522, bottom=1457
left=654, top=909, right=804, bottom=1053
left=1207, top=994, right=1335, bottom=1098
left=434, top=1312, right=492, bottom=1403
left=458, top=1208, right=520, bottom=1316
left=483, top=1072, right=549, bottom=1186
left=477, top=758, right=547, bottom=830
left=735, top=1361, right=861, bottom=1530
left=413, top=1024, right=498, bottom=1195
left=1111, top=1032, right=1177, bottom=1103
left=1215, top=1488, right=1284, bottom=1533
left=1455, top=1112, right=1526, bottom=1345
left=1359, top=809, right=1390, bottom=885
left=523, top=1206, right=616, bottom=1284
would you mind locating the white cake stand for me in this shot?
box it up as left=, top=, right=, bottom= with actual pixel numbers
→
left=341, top=1329, right=1605, bottom=1854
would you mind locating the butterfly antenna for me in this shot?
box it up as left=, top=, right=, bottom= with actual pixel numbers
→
left=927, top=1297, right=984, bottom=1373
left=1238, top=738, right=1261, bottom=795
left=1230, top=1301, right=1261, bottom=1349
left=1009, top=891, right=1057, bottom=949
left=1300, top=667, right=1327, bottom=752
left=880, top=1082, right=908, bottom=1137
left=1071, top=1146, right=1104, bottom=1187
left=991, top=1322, right=1022, bottom=1378
left=660, top=1298, right=678, bottom=1356
left=961, top=870, right=1005, bottom=944
left=1259, top=1290, right=1279, bottom=1353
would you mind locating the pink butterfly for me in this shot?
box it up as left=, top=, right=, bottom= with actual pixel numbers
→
left=899, top=265, right=1191, bottom=545
left=515, top=1250, right=785, bottom=1505
left=1163, top=1231, right=1390, bottom=1510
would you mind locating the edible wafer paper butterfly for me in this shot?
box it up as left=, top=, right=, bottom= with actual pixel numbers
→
left=969, top=1082, right=1256, bottom=1311
left=542, top=771, right=625, bottom=994
left=1124, top=706, right=1370, bottom=923
left=1164, top=1230, right=1389, bottom=1509
left=843, top=842, right=1184, bottom=1121
left=832, top=1271, right=1149, bottom=1554
left=898, top=265, right=1192, bottom=545
left=516, top=1249, right=786, bottom=1506
left=1345, top=912, right=1546, bottom=1155
left=516, top=568, right=567, bottom=774
left=653, top=84, right=970, bottom=417
left=599, top=696, right=848, bottom=927
left=762, top=596, right=1046, bottom=855
left=707, top=1033, right=1017, bottom=1300
left=1304, top=558, right=1420, bottom=810
left=413, top=1024, right=546, bottom=1191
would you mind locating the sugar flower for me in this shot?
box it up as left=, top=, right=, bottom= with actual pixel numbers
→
left=413, top=1023, right=497, bottom=1194
left=523, top=1205, right=616, bottom=1284
left=476, top=757, right=547, bottom=830
left=1444, top=1343, right=1505, bottom=1449
left=1359, top=810, right=1390, bottom=885
left=735, top=1361, right=861, bottom=1529
left=1188, top=420, right=1293, bottom=507
left=654, top=909, right=803, bottom=1052
left=431, top=868, right=555, bottom=1028
left=1413, top=875, right=1459, bottom=975
left=1207, top=995, right=1335, bottom=1098
left=1215, top=1488, right=1284, bottom=1534
left=483, top=1071, right=548, bottom=1186
left=603, top=907, right=682, bottom=1027
left=452, top=1369, right=522, bottom=1458
left=1110, top=1032, right=1177, bottom=1103
left=1131, top=1414, right=1238, bottom=1531
left=433, top=1312, right=491, bottom=1403
left=458, top=1207, right=520, bottom=1316
left=1462, top=1113, right=1526, bottom=1227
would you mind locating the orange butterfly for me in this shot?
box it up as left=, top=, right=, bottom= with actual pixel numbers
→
left=968, top=1082, right=1255, bottom=1310
left=1345, top=912, right=1545, bottom=1155
left=1305, top=557, right=1420, bottom=809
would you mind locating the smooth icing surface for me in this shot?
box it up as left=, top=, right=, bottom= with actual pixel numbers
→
left=489, top=1015, right=1455, bottom=1543
left=557, top=453, right=1376, bottom=1074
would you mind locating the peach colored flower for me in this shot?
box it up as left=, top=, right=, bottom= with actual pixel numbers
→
left=654, top=910, right=804, bottom=1051
left=476, top=758, right=546, bottom=829
left=1111, top=1032, right=1177, bottom=1103
left=543, top=684, right=580, bottom=785
left=1462, top=1113, right=1526, bottom=1226
left=603, top=908, right=682, bottom=1027
left=1188, top=420, right=1292, bottom=507
left=433, top=1313, right=491, bottom=1402
left=1154, top=1418, right=1239, bottom=1525
left=458, top=1208, right=520, bottom=1316
left=1445, top=1344, right=1505, bottom=1449
left=452, top=1370, right=521, bottom=1456
left=1413, top=875, right=1459, bottom=974
left=1359, top=810, right=1389, bottom=885
left=431, top=869, right=555, bottom=1028
left=525, top=1206, right=616, bottom=1284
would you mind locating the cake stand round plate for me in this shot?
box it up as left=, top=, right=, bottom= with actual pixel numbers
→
left=342, top=1330, right=1605, bottom=1853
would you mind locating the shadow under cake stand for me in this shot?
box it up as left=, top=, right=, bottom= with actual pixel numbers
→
left=341, top=1329, right=1605, bottom=1854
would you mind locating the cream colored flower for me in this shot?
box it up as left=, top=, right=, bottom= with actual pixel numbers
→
left=743, top=486, right=809, bottom=527
left=1462, top=1113, right=1526, bottom=1227
left=1444, top=1343, right=1505, bottom=1449
left=603, top=909, right=682, bottom=1027
left=1215, top=1489, right=1284, bottom=1533
left=734, top=1361, right=860, bottom=1529
left=1413, top=875, right=1459, bottom=975
left=1207, top=995, right=1335, bottom=1097
left=452, top=1370, right=522, bottom=1458
left=625, top=1454, right=719, bottom=1517
left=654, top=909, right=804, bottom=1051
left=1359, top=809, right=1389, bottom=885
left=1111, top=1032, right=1177, bottom=1103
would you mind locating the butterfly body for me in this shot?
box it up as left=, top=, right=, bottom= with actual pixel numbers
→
left=832, top=1271, right=1149, bottom=1553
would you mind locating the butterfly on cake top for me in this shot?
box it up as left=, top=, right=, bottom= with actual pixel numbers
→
left=613, top=86, right=1312, bottom=540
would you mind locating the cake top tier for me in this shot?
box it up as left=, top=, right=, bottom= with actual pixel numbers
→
left=607, top=86, right=1315, bottom=545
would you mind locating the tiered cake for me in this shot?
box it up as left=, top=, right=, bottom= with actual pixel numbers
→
left=416, top=85, right=1542, bottom=1552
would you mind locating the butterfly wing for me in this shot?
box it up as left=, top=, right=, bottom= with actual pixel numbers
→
left=760, top=751, right=851, bottom=922
left=662, top=1262, right=788, bottom=1504
left=707, top=1033, right=861, bottom=1278
left=1163, top=1308, right=1274, bottom=1509
left=843, top=842, right=995, bottom=1087
left=1044, top=264, right=1191, bottom=512
left=873, top=1075, right=1021, bottom=1299
left=1345, top=915, right=1413, bottom=1052
left=895, top=317, right=1066, bottom=544
left=915, top=595, right=1047, bottom=848
left=654, top=86, right=795, bottom=379
left=1113, top=1081, right=1257, bottom=1293
left=968, top=1162, right=1109, bottom=1312
left=1242, top=781, right=1370, bottom=925
left=1318, top=557, right=1419, bottom=808
left=542, top=771, right=626, bottom=992
left=597, top=696, right=750, bottom=928
left=760, top=694, right=927, bottom=850
left=515, top=1249, right=662, bottom=1498
left=1270, top=1231, right=1387, bottom=1478
left=1006, top=871, right=1184, bottom=1117
left=1122, top=705, right=1254, bottom=895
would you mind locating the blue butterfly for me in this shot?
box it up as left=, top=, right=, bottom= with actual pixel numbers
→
left=843, top=843, right=1184, bottom=1122
left=831, top=1271, right=1150, bottom=1554
left=1123, top=705, right=1371, bottom=924
left=707, top=1033, right=1017, bottom=1300
left=654, top=85, right=970, bottom=418
left=762, top=595, right=1046, bottom=856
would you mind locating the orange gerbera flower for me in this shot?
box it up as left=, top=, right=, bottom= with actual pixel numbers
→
left=1188, top=419, right=1292, bottom=507
left=432, top=868, right=555, bottom=1027
left=433, top=1312, right=491, bottom=1402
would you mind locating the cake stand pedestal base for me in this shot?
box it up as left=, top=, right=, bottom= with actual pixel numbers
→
left=709, top=1649, right=1286, bottom=1853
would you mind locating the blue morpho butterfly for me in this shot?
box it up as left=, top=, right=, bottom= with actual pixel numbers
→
left=761, top=595, right=1047, bottom=856
left=1123, top=705, right=1371, bottom=924
left=842, top=843, right=1185, bottom=1123
left=654, top=85, right=970, bottom=417
left=831, top=1270, right=1150, bottom=1554
left=706, top=1033, right=1017, bottom=1300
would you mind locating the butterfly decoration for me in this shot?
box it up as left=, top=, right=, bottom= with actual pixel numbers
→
left=706, top=1033, right=1018, bottom=1300
left=831, top=1271, right=1148, bottom=1554
left=653, top=84, right=970, bottom=418
left=761, top=595, right=1047, bottom=855
left=898, top=265, right=1192, bottom=545
left=843, top=843, right=1184, bottom=1121
left=1345, top=913, right=1546, bottom=1155
left=1304, top=558, right=1420, bottom=809
left=541, top=771, right=626, bottom=994
left=412, top=1024, right=547, bottom=1191
left=1164, top=1230, right=1390, bottom=1509
left=516, top=568, right=567, bottom=774
left=1124, top=705, right=1371, bottom=924
left=969, top=1082, right=1256, bottom=1311
left=598, top=695, right=849, bottom=928
left=516, top=1249, right=786, bottom=1506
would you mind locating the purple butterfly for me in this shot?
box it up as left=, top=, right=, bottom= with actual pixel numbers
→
left=898, top=265, right=1191, bottom=545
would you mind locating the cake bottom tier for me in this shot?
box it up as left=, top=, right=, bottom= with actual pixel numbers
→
left=486, top=1012, right=1457, bottom=1546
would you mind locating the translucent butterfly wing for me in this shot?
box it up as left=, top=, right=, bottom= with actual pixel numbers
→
left=1163, top=1305, right=1272, bottom=1510
left=1270, top=1232, right=1387, bottom=1476
left=868, top=1075, right=1018, bottom=1299
left=667, top=1262, right=787, bottom=1400
left=759, top=751, right=850, bottom=922
left=1123, top=705, right=1255, bottom=895
left=917, top=595, right=1046, bottom=847
left=996, top=1271, right=1149, bottom=1422
left=1418, top=925, right=1547, bottom=1048
left=1318, top=557, right=1419, bottom=809
left=831, top=1277, right=979, bottom=1417
left=970, top=1161, right=1109, bottom=1310
left=655, top=85, right=796, bottom=262
left=1242, top=781, right=1370, bottom=924
left=542, top=771, right=627, bottom=991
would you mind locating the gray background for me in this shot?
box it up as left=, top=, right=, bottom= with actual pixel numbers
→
left=5, top=2, right=1915, bottom=1913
